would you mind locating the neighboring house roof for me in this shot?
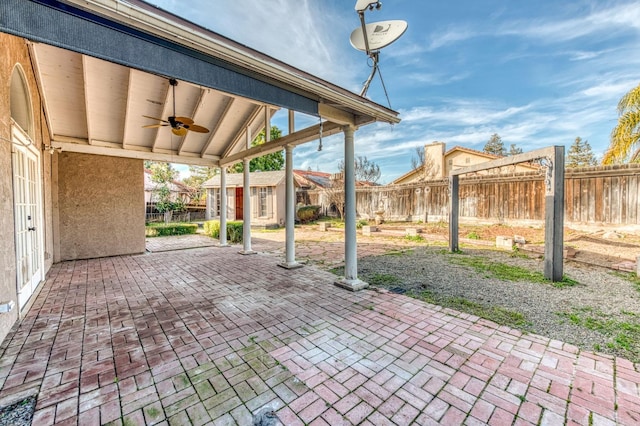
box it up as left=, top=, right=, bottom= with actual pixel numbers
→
left=203, top=170, right=286, bottom=188
left=391, top=167, right=422, bottom=185
left=390, top=145, right=539, bottom=184
left=445, top=146, right=500, bottom=160
left=293, top=169, right=333, bottom=189
left=144, top=169, right=188, bottom=192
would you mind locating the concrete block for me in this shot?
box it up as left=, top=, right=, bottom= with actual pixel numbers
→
left=637, top=255, right=640, bottom=278
left=514, top=235, right=526, bottom=245
left=563, top=247, right=577, bottom=259
left=405, top=228, right=422, bottom=237
left=318, top=222, right=330, bottom=231
left=496, top=236, right=514, bottom=250
left=362, top=225, right=378, bottom=236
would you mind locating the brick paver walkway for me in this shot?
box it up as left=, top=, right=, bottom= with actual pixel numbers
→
left=1, top=245, right=640, bottom=425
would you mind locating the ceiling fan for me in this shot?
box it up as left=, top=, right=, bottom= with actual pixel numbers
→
left=143, top=79, right=210, bottom=137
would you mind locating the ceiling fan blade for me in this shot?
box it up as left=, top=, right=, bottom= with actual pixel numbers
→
left=172, top=127, right=188, bottom=137
left=142, top=124, right=168, bottom=128
left=184, top=124, right=210, bottom=133
left=143, top=115, right=169, bottom=123
left=174, top=116, right=194, bottom=125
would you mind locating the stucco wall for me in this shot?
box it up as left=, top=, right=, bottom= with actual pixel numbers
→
left=57, top=153, right=145, bottom=261
left=0, top=33, right=53, bottom=343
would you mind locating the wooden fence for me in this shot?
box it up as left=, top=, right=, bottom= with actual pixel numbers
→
left=304, top=164, right=640, bottom=226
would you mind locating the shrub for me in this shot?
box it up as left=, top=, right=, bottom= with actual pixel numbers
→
left=204, top=220, right=220, bottom=238
left=145, top=223, right=197, bottom=237
left=297, top=205, right=321, bottom=223
left=357, top=219, right=369, bottom=229
left=227, top=221, right=243, bottom=243
left=203, top=220, right=243, bottom=243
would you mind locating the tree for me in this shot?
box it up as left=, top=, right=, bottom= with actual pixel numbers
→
left=182, top=166, right=217, bottom=202
left=567, top=137, right=598, bottom=168
left=603, top=82, right=640, bottom=164
left=508, top=144, right=523, bottom=156
left=484, top=133, right=506, bottom=156
left=410, top=146, right=437, bottom=180
left=337, top=155, right=381, bottom=183
left=229, top=126, right=284, bottom=173
left=147, top=162, right=183, bottom=220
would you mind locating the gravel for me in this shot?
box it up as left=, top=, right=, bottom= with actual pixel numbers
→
left=354, top=246, right=640, bottom=361
left=0, top=396, right=36, bottom=426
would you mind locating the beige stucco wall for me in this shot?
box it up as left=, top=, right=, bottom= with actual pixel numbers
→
left=57, top=153, right=145, bottom=261
left=0, top=33, right=53, bottom=343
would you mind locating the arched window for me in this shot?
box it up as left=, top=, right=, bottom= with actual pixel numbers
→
left=10, top=64, right=34, bottom=138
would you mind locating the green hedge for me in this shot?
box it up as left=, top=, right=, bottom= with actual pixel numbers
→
left=204, top=220, right=243, bottom=243
left=145, top=223, right=198, bottom=237
left=297, top=205, right=321, bottom=223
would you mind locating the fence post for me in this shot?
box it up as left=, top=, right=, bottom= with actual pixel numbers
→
left=544, top=146, right=565, bottom=282
left=449, top=175, right=459, bottom=252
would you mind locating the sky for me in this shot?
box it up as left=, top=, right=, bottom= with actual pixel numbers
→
left=146, top=0, right=640, bottom=183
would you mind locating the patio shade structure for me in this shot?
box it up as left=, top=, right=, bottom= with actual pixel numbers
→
left=0, top=0, right=400, bottom=289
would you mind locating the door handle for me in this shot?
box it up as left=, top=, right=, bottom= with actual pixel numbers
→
left=28, top=227, right=36, bottom=232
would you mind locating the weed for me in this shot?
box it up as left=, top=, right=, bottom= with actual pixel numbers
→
left=405, top=235, right=425, bottom=243
left=145, top=407, right=161, bottom=418
left=367, top=273, right=402, bottom=287
left=113, top=377, right=119, bottom=383
left=612, top=271, right=640, bottom=293
left=384, top=249, right=413, bottom=256
left=510, top=246, right=529, bottom=259
left=448, top=255, right=578, bottom=287
left=408, top=290, right=529, bottom=329
left=466, top=231, right=480, bottom=240
left=248, top=335, right=257, bottom=344
left=516, top=394, right=526, bottom=403
left=557, top=308, right=640, bottom=362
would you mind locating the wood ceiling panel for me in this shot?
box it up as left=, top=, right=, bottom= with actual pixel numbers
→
left=83, top=56, right=129, bottom=144
left=33, top=45, right=87, bottom=139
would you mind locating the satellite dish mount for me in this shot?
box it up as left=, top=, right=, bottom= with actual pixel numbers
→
left=351, top=1, right=407, bottom=98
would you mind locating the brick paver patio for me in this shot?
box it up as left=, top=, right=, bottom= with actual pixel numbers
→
left=1, top=243, right=640, bottom=425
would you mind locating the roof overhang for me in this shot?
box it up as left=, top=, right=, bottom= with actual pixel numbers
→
left=1, top=0, right=400, bottom=167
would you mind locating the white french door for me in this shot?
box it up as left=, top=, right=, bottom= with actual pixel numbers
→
left=12, top=126, right=45, bottom=310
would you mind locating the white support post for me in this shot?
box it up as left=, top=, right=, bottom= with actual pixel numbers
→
left=240, top=158, right=255, bottom=255
left=219, top=168, right=228, bottom=247
left=205, top=188, right=212, bottom=220
left=279, top=145, right=302, bottom=269
left=335, top=125, right=368, bottom=291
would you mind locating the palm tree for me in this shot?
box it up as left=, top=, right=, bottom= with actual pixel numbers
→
left=603, top=83, right=640, bottom=164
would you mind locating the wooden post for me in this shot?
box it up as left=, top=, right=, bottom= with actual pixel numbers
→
left=449, top=175, right=459, bottom=252
left=544, top=146, right=565, bottom=281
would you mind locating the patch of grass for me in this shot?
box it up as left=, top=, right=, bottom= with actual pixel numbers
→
left=408, top=290, right=529, bottom=329
left=557, top=307, right=640, bottom=362
left=384, top=249, right=413, bottom=256
left=612, top=271, right=640, bottom=293
left=466, top=231, right=480, bottom=240
left=448, top=255, right=579, bottom=287
left=144, top=407, right=161, bottom=419
left=367, top=273, right=402, bottom=287
left=405, top=235, right=425, bottom=243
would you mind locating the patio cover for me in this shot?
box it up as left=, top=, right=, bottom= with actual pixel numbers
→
left=0, top=0, right=400, bottom=166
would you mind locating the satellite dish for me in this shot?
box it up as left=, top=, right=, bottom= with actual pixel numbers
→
left=350, top=20, right=408, bottom=52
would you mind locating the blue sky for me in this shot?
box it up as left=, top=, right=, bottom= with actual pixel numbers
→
left=147, top=0, right=640, bottom=183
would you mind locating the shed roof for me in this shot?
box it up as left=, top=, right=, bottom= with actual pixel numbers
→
left=203, top=171, right=286, bottom=188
